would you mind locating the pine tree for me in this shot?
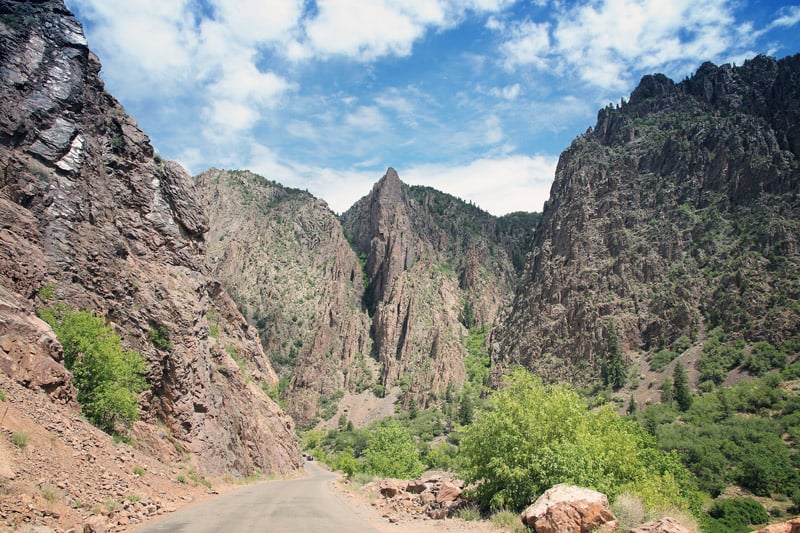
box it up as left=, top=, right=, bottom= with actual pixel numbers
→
left=661, top=376, right=674, bottom=404
left=673, top=363, right=692, bottom=411
left=627, top=396, right=637, bottom=414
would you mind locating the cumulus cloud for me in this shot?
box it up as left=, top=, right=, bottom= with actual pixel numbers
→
left=494, top=0, right=751, bottom=91
left=403, top=155, right=559, bottom=214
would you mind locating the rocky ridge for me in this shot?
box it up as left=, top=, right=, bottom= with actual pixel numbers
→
left=199, top=166, right=536, bottom=426
left=197, top=168, right=374, bottom=426
left=497, top=54, right=800, bottom=386
left=341, top=168, right=534, bottom=406
left=0, top=0, right=300, bottom=480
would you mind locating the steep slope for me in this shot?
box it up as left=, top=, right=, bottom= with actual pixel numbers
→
left=498, top=55, right=800, bottom=386
left=197, top=169, right=373, bottom=426
left=342, top=168, right=533, bottom=405
left=0, top=0, right=300, bottom=475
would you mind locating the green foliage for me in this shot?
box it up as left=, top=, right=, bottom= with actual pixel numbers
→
left=148, top=325, right=171, bottom=351
left=636, top=369, right=800, bottom=499
left=464, top=327, right=490, bottom=391
left=37, top=284, right=56, bottom=301
left=704, top=498, right=769, bottom=532
left=673, top=364, right=692, bottom=411
left=11, top=431, right=30, bottom=448
left=601, top=325, right=627, bottom=389
left=743, top=341, right=786, bottom=376
left=133, top=466, right=145, bottom=477
left=697, top=328, right=744, bottom=384
left=364, top=421, right=424, bottom=479
left=650, top=349, right=676, bottom=372
left=459, top=369, right=694, bottom=512
left=0, top=389, right=6, bottom=401
left=38, top=304, right=147, bottom=433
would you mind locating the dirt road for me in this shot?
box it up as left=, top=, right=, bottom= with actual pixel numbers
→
left=132, top=461, right=379, bottom=533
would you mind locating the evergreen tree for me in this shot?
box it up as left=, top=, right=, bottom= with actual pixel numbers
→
left=673, top=363, right=692, bottom=411
left=627, top=396, right=638, bottom=414
left=458, top=394, right=474, bottom=425
left=661, top=376, right=674, bottom=405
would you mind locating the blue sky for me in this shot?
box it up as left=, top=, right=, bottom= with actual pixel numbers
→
left=64, top=0, right=800, bottom=215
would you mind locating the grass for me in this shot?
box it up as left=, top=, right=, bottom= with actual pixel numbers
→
left=11, top=431, right=30, bottom=448
left=176, top=475, right=186, bottom=484
left=491, top=509, right=527, bottom=533
left=456, top=505, right=481, bottom=521
left=126, top=494, right=142, bottom=502
left=41, top=485, right=59, bottom=504
left=133, top=465, right=145, bottom=477
left=0, top=390, right=6, bottom=401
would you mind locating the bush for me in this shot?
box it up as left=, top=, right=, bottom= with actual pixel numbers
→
left=705, top=497, right=769, bottom=532
left=364, top=421, right=424, bottom=478
left=459, top=369, right=694, bottom=512
left=38, top=304, right=147, bottom=433
left=11, top=431, right=30, bottom=448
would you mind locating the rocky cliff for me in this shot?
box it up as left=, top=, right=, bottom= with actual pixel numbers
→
left=199, top=167, right=536, bottom=424
left=497, top=55, right=800, bottom=386
left=0, top=0, right=301, bottom=475
left=342, top=168, right=533, bottom=405
left=197, top=169, right=373, bottom=426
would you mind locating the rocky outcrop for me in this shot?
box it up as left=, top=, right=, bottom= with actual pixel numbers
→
left=520, top=484, right=618, bottom=533
left=361, top=473, right=468, bottom=521
left=342, top=168, right=532, bottom=404
left=0, top=0, right=300, bottom=475
left=498, top=54, right=800, bottom=386
left=628, top=517, right=692, bottom=533
left=755, top=517, right=800, bottom=533
left=197, top=169, right=373, bottom=426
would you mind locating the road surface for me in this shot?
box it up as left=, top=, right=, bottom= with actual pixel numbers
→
left=133, top=462, right=379, bottom=533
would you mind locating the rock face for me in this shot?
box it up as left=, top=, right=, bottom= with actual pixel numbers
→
left=628, top=517, right=692, bottom=533
left=341, top=168, right=534, bottom=405
left=520, top=484, right=618, bottom=533
left=755, top=517, right=800, bottom=533
left=196, top=169, right=373, bottom=426
left=498, top=55, right=800, bottom=385
left=0, top=0, right=301, bottom=475
left=200, top=167, right=536, bottom=424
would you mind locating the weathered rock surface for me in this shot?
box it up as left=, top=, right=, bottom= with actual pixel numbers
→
left=520, top=484, right=618, bottom=533
left=360, top=473, right=468, bottom=521
left=341, top=168, right=535, bottom=406
left=0, top=0, right=300, bottom=475
left=196, top=169, right=374, bottom=426
left=628, top=517, right=692, bottom=533
left=755, top=517, right=800, bottom=533
left=200, top=167, right=537, bottom=424
left=498, top=54, right=800, bottom=385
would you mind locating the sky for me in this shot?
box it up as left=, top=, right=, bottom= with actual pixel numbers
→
left=64, top=0, right=800, bottom=215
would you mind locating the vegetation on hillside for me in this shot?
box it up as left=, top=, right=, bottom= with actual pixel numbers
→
left=38, top=304, right=148, bottom=434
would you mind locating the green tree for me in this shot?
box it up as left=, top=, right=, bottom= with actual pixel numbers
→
left=459, top=369, right=693, bottom=512
left=673, top=364, right=692, bottom=411
left=38, top=304, right=147, bottom=433
left=628, top=396, right=638, bottom=414
left=458, top=394, right=474, bottom=425
left=601, top=325, right=627, bottom=389
left=661, top=376, right=674, bottom=404
left=364, top=421, right=424, bottom=478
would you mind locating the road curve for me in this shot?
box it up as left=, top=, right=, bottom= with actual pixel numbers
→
left=133, top=462, right=379, bottom=533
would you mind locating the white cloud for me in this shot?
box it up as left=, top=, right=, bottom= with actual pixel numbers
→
left=494, top=0, right=749, bottom=91
left=489, top=83, right=521, bottom=99
left=208, top=0, right=303, bottom=44
left=345, top=106, right=388, bottom=131
left=484, top=115, right=505, bottom=144
left=771, top=5, right=800, bottom=28
left=403, top=155, right=558, bottom=214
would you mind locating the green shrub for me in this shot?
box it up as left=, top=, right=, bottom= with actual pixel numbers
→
left=364, top=421, right=424, bottom=479
left=705, top=497, right=769, bottom=532
left=459, top=369, right=695, bottom=512
left=11, top=431, right=30, bottom=448
left=38, top=304, right=147, bottom=433
left=650, top=349, right=676, bottom=372
left=148, top=325, right=171, bottom=351
left=133, top=465, right=145, bottom=477
left=456, top=505, right=481, bottom=521
left=37, top=284, right=56, bottom=301
left=0, top=390, right=6, bottom=401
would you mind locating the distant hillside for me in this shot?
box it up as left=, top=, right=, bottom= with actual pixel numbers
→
left=197, top=168, right=373, bottom=426
left=497, top=54, right=800, bottom=387
left=199, top=167, right=538, bottom=425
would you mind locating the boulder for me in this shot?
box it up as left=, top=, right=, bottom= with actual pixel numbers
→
left=755, top=517, right=800, bottom=533
left=379, top=479, right=404, bottom=499
left=435, top=481, right=462, bottom=503
left=520, top=484, right=618, bottom=533
left=628, top=517, right=691, bottom=533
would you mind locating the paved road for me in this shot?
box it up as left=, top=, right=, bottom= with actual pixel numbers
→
left=133, top=462, right=379, bottom=533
